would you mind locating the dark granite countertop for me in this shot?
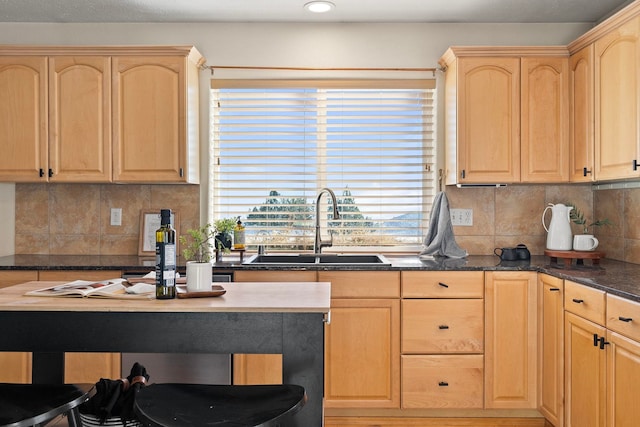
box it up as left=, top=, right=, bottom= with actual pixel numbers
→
left=1, top=253, right=638, bottom=303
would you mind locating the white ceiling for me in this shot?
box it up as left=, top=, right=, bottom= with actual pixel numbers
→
left=0, top=0, right=633, bottom=24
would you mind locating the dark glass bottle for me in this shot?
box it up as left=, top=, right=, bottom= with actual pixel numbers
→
left=155, top=209, right=176, bottom=299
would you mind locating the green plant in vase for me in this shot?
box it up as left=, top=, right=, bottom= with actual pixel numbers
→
left=566, top=203, right=612, bottom=234
left=213, top=217, right=236, bottom=252
left=179, top=224, right=216, bottom=263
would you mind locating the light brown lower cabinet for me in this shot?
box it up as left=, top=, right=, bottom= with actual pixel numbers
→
left=538, top=273, right=564, bottom=427
left=485, top=271, right=538, bottom=409
left=232, top=270, right=317, bottom=385
left=321, top=271, right=401, bottom=409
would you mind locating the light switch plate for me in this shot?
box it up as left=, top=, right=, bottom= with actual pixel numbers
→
left=110, top=208, right=122, bottom=226
left=450, top=208, right=473, bottom=226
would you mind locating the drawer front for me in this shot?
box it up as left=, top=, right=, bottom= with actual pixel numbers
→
left=402, top=299, right=484, bottom=353
left=607, top=294, right=640, bottom=342
left=318, top=271, right=400, bottom=298
left=564, top=280, right=605, bottom=325
left=402, top=271, right=483, bottom=298
left=402, top=355, right=483, bottom=408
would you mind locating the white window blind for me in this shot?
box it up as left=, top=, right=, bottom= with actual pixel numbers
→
left=209, top=80, right=436, bottom=251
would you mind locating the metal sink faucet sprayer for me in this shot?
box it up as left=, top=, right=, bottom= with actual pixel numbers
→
left=314, top=188, right=341, bottom=254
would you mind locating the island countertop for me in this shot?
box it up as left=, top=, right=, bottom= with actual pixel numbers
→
left=0, top=281, right=331, bottom=313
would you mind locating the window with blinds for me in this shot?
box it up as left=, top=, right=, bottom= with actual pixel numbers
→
left=209, top=80, right=436, bottom=251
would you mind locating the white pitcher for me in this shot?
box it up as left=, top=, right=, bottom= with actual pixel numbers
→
left=542, top=203, right=573, bottom=251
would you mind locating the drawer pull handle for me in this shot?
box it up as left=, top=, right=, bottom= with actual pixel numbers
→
left=438, top=381, right=449, bottom=387
left=599, top=337, right=610, bottom=350
left=438, top=282, right=449, bottom=288
left=438, top=325, right=450, bottom=330
left=572, top=298, right=584, bottom=304
left=619, top=316, right=633, bottom=323
left=549, top=288, right=560, bottom=292
left=594, top=334, right=600, bottom=347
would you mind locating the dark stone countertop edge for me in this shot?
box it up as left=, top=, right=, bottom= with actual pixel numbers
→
left=1, top=254, right=638, bottom=303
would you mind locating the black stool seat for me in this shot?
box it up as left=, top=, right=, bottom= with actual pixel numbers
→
left=134, top=383, right=306, bottom=427
left=0, top=383, right=92, bottom=427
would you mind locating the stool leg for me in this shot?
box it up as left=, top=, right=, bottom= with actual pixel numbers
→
left=66, top=408, right=82, bottom=427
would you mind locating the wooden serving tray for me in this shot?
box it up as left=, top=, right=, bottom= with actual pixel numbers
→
left=176, top=285, right=226, bottom=299
left=545, top=249, right=605, bottom=268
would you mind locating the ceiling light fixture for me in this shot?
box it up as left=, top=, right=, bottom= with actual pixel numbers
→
left=304, top=1, right=335, bottom=13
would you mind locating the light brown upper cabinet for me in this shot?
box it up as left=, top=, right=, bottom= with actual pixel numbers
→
left=0, top=56, right=48, bottom=181
left=569, top=45, right=595, bottom=182
left=0, top=46, right=204, bottom=183
left=112, top=49, right=202, bottom=183
left=594, top=15, right=640, bottom=181
left=521, top=56, right=569, bottom=183
left=439, top=47, right=569, bottom=185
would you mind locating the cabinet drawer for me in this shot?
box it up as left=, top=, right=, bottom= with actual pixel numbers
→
left=402, top=271, right=483, bottom=298
left=402, top=299, right=483, bottom=353
left=318, top=271, right=400, bottom=298
left=401, top=355, right=483, bottom=408
left=607, top=294, right=640, bottom=342
left=564, top=280, right=605, bottom=325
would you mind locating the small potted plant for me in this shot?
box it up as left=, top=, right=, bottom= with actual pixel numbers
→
left=567, top=203, right=612, bottom=234
left=567, top=203, right=612, bottom=251
left=213, top=217, right=236, bottom=252
left=179, top=224, right=215, bottom=292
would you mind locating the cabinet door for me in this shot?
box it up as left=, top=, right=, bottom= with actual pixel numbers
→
left=521, top=57, right=569, bottom=183
left=457, top=57, right=520, bottom=183
left=49, top=56, right=111, bottom=182
left=38, top=270, right=122, bottom=383
left=0, top=56, right=48, bottom=182
left=594, top=16, right=640, bottom=181
left=112, top=56, right=186, bottom=182
left=325, top=298, right=400, bottom=408
left=569, top=45, right=595, bottom=182
left=565, top=312, right=606, bottom=427
left=607, top=331, right=640, bottom=427
left=538, top=274, right=564, bottom=427
left=485, top=271, right=537, bottom=408
left=233, top=270, right=317, bottom=385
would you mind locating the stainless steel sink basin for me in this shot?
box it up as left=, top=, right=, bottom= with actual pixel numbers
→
left=243, top=253, right=391, bottom=266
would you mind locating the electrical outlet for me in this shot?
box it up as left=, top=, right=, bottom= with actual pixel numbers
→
left=450, top=208, right=473, bottom=226
left=110, top=208, right=122, bottom=226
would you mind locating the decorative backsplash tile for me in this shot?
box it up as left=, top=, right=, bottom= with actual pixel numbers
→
left=14, top=182, right=640, bottom=264
left=15, top=183, right=200, bottom=256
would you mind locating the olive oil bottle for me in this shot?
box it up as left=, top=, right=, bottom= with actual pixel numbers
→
left=155, top=209, right=176, bottom=299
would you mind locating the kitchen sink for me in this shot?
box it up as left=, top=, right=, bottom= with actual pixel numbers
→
left=243, top=253, right=391, bottom=266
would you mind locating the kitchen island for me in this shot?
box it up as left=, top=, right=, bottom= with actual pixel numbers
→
left=0, top=281, right=330, bottom=427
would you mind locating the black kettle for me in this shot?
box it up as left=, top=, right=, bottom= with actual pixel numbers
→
left=494, top=244, right=530, bottom=261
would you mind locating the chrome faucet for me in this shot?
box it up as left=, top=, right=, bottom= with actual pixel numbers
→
left=314, top=188, right=341, bottom=254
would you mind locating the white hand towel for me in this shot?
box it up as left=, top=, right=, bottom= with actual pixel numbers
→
left=419, top=191, right=467, bottom=259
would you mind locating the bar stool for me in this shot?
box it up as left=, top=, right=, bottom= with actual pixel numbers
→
left=0, top=383, right=92, bottom=427
left=134, top=383, right=306, bottom=427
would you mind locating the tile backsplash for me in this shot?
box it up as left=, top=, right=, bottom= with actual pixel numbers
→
left=15, top=183, right=200, bottom=255
left=14, top=182, right=640, bottom=264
